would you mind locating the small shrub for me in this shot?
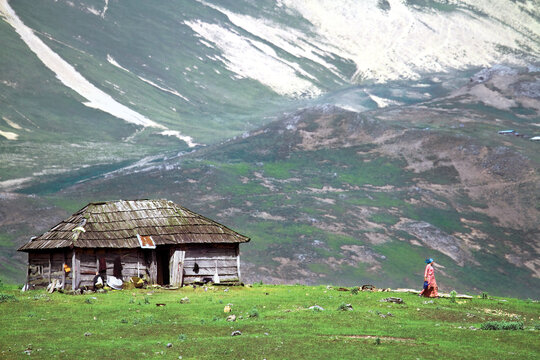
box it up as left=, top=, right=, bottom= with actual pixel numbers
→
left=337, top=303, right=353, bottom=311
left=480, top=321, right=524, bottom=331
left=0, top=294, right=17, bottom=303
left=249, top=308, right=260, bottom=318
left=351, top=287, right=359, bottom=295
left=374, top=337, right=381, bottom=345
left=84, top=298, right=93, bottom=304
left=144, top=296, right=150, bottom=304
left=481, top=292, right=489, bottom=300
left=178, top=334, right=187, bottom=341
left=534, top=323, right=540, bottom=331
left=449, top=290, right=457, bottom=303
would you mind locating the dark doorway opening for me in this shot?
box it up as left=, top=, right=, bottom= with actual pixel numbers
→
left=156, top=248, right=170, bottom=285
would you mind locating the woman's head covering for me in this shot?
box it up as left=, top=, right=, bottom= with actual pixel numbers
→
left=425, top=258, right=434, bottom=264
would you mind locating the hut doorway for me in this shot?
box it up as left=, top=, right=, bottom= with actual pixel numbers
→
left=156, top=248, right=185, bottom=286
left=156, top=248, right=170, bottom=285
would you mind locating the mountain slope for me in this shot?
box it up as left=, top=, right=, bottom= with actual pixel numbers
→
left=8, top=66, right=537, bottom=297
left=0, top=1, right=539, bottom=297
left=1, top=0, right=539, bottom=189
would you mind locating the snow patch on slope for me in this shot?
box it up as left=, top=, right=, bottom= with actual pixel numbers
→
left=366, top=93, right=402, bottom=108
left=282, top=0, right=539, bottom=82
left=0, top=130, right=18, bottom=140
left=137, top=76, right=190, bottom=102
left=190, top=0, right=539, bottom=93
left=160, top=130, right=197, bottom=147
left=202, top=1, right=344, bottom=81
left=107, top=54, right=190, bottom=102
left=184, top=19, right=321, bottom=98
left=107, top=54, right=130, bottom=72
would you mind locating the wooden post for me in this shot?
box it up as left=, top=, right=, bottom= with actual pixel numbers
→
left=48, top=253, right=52, bottom=283
left=25, top=253, right=29, bottom=290
left=236, top=244, right=241, bottom=283
left=72, top=250, right=76, bottom=290
left=62, top=251, right=66, bottom=289
left=179, top=250, right=185, bottom=288
left=149, top=250, right=157, bottom=284
left=75, top=250, right=81, bottom=289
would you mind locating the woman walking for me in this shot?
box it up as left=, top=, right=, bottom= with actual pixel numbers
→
left=420, top=258, right=438, bottom=297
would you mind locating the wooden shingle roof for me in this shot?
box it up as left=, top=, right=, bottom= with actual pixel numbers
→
left=18, top=199, right=250, bottom=251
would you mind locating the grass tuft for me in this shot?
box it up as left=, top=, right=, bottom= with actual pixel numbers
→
left=0, top=293, right=17, bottom=303
left=480, top=321, right=524, bottom=331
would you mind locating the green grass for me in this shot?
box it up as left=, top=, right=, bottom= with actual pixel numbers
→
left=0, top=285, right=539, bottom=359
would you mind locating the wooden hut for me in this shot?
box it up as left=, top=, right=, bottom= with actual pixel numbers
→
left=18, top=199, right=250, bottom=290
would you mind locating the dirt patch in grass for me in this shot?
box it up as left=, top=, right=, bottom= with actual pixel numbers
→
left=341, top=335, right=414, bottom=342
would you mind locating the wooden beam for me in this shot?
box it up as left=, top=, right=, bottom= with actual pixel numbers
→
left=62, top=251, right=66, bottom=289
left=25, top=253, right=29, bottom=290
left=179, top=250, right=185, bottom=288
left=236, top=244, right=241, bottom=283
left=149, top=250, right=157, bottom=284
left=72, top=250, right=76, bottom=290
left=75, top=250, right=81, bottom=289
left=48, top=253, right=52, bottom=283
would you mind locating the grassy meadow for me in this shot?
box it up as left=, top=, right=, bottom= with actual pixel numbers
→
left=1, top=283, right=539, bottom=359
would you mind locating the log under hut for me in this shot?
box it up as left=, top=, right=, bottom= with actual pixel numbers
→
left=18, top=199, right=250, bottom=290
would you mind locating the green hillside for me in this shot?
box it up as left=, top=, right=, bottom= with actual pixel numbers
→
left=0, top=284, right=539, bottom=359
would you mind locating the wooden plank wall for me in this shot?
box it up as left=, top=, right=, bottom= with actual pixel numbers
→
left=27, top=244, right=243, bottom=289
left=182, top=244, right=240, bottom=284
left=28, top=251, right=71, bottom=288
left=78, top=249, right=151, bottom=288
